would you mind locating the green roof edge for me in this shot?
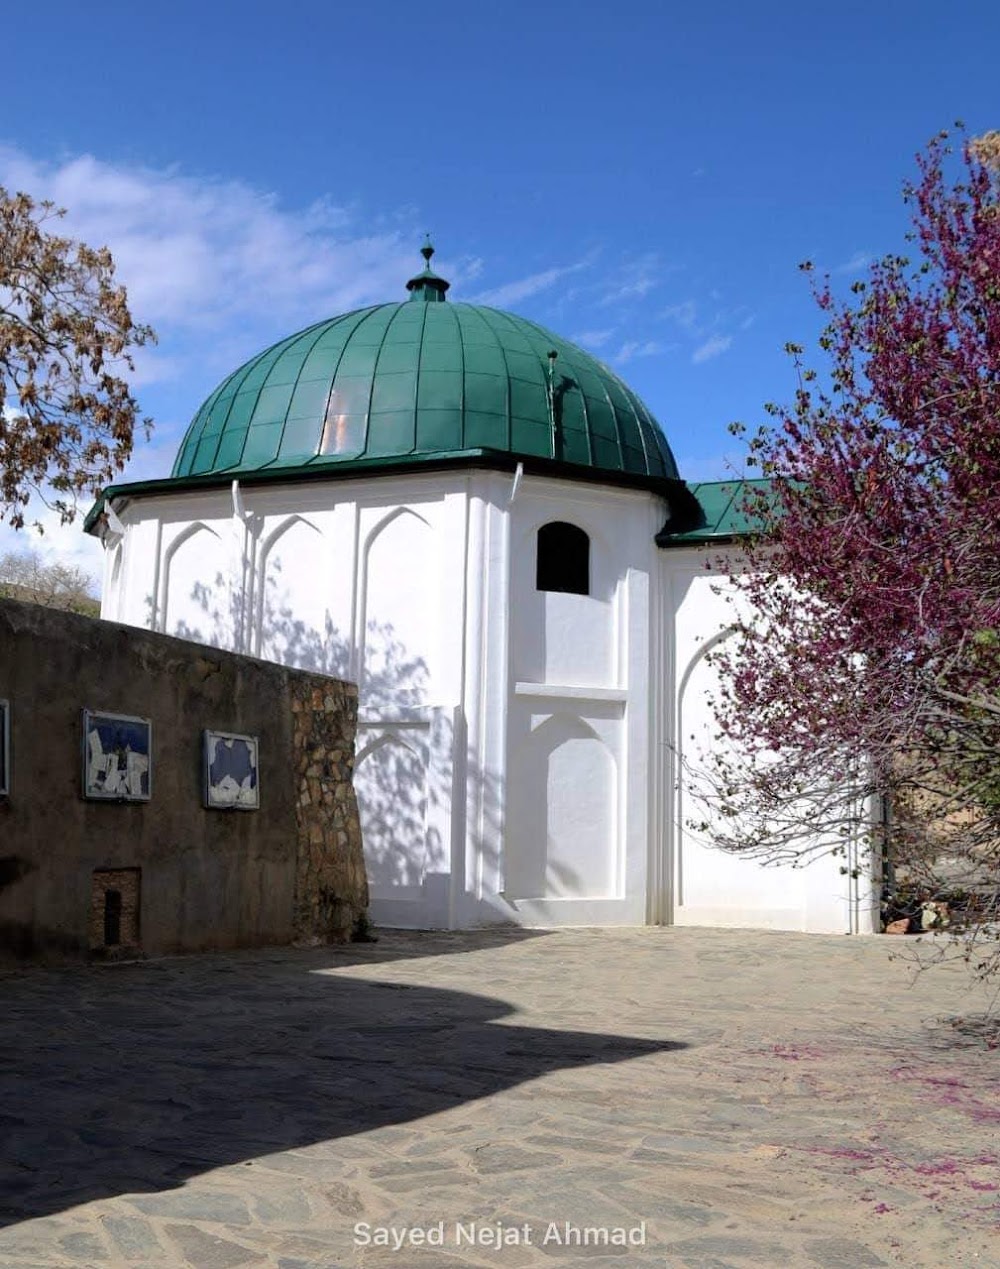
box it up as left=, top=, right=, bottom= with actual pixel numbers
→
left=85, top=449, right=703, bottom=536
left=655, top=477, right=777, bottom=546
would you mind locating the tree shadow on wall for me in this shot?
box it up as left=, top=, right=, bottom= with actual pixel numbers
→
left=172, top=570, right=428, bottom=694
left=356, top=726, right=440, bottom=887
left=0, top=946, right=687, bottom=1230
left=170, top=573, right=234, bottom=654
left=173, top=572, right=452, bottom=899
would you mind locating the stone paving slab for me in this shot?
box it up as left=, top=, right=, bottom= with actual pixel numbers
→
left=0, top=928, right=999, bottom=1267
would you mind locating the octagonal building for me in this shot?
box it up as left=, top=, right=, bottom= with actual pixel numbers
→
left=87, top=246, right=878, bottom=934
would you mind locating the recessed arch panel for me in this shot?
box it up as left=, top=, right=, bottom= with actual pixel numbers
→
left=162, top=523, right=229, bottom=646
left=505, top=710, right=618, bottom=900
left=676, top=626, right=805, bottom=913
left=359, top=507, right=436, bottom=708
left=354, top=732, right=434, bottom=888
left=257, top=516, right=345, bottom=674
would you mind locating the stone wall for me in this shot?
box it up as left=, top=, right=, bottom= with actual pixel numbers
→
left=291, top=681, right=369, bottom=943
left=0, top=597, right=367, bottom=960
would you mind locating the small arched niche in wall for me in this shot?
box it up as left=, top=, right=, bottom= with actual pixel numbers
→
left=536, top=521, right=590, bottom=596
left=89, top=867, right=141, bottom=956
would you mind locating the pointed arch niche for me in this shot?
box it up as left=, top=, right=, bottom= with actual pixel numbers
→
left=354, top=731, right=433, bottom=889
left=358, top=507, right=436, bottom=708
left=505, top=710, right=618, bottom=901
left=161, top=523, right=229, bottom=646
left=105, top=542, right=124, bottom=621
left=675, top=626, right=797, bottom=915
left=256, top=515, right=343, bottom=674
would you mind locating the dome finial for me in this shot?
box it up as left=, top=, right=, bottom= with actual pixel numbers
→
left=406, top=235, right=450, bottom=303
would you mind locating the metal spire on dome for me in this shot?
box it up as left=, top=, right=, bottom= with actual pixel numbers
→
left=405, top=235, right=451, bottom=302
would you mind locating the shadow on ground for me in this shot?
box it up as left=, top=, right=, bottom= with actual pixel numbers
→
left=0, top=935, right=686, bottom=1228
left=315, top=925, right=552, bottom=966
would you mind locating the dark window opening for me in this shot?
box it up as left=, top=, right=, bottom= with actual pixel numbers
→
left=104, top=890, right=122, bottom=946
left=536, top=521, right=590, bottom=595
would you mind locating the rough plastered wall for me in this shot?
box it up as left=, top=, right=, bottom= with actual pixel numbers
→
left=0, top=596, right=367, bottom=960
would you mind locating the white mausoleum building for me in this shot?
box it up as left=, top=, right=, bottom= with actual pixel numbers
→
left=86, top=246, right=878, bottom=935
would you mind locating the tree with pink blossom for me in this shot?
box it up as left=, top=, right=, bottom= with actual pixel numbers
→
left=698, top=127, right=1000, bottom=978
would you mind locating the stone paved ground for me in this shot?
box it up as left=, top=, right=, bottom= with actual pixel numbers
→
left=1, top=927, right=999, bottom=1269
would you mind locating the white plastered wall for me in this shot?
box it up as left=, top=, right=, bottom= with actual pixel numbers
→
left=101, top=469, right=665, bottom=931
left=500, top=477, right=660, bottom=926
left=658, top=547, right=879, bottom=934
left=100, top=471, right=879, bottom=935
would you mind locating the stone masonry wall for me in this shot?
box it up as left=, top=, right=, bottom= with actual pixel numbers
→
left=292, top=681, right=368, bottom=943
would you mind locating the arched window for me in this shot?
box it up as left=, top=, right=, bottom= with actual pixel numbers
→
left=536, top=521, right=590, bottom=595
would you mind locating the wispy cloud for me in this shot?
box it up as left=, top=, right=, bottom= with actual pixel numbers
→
left=453, top=254, right=484, bottom=283
left=660, top=299, right=699, bottom=331
left=0, top=146, right=431, bottom=389
left=833, top=249, right=871, bottom=275
left=469, top=257, right=592, bottom=307
left=615, top=339, right=663, bottom=364
left=692, top=334, right=732, bottom=364
left=661, top=297, right=744, bottom=365
left=599, top=252, right=663, bottom=306
left=0, top=145, right=437, bottom=563
left=571, top=328, right=614, bottom=348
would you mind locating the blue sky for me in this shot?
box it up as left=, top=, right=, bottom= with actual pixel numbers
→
left=2, top=0, right=998, bottom=573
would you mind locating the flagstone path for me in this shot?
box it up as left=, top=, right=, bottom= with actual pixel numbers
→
left=1, top=927, right=998, bottom=1268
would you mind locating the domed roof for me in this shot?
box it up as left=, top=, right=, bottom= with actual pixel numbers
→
left=171, top=245, right=680, bottom=487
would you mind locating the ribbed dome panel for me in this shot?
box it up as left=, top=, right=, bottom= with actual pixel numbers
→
left=172, top=302, right=678, bottom=483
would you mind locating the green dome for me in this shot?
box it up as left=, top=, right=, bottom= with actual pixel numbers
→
left=172, top=258, right=679, bottom=486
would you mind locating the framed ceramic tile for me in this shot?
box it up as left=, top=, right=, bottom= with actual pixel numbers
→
left=204, top=729, right=259, bottom=810
left=83, top=710, right=152, bottom=802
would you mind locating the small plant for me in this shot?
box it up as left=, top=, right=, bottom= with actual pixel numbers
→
left=351, top=912, right=378, bottom=943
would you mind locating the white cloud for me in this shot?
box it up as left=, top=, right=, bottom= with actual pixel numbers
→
left=833, top=250, right=871, bottom=275
left=450, top=253, right=484, bottom=283
left=692, top=334, right=732, bottom=364
left=660, top=299, right=699, bottom=331
left=571, top=328, right=614, bottom=348
left=20, top=154, right=401, bottom=322
left=0, top=504, right=104, bottom=585
left=599, top=252, right=663, bottom=306
left=469, top=257, right=592, bottom=307
left=0, top=145, right=439, bottom=573
left=660, top=299, right=739, bottom=364
left=615, top=339, right=663, bottom=364
left=0, top=145, right=432, bottom=386
left=0, top=428, right=181, bottom=585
